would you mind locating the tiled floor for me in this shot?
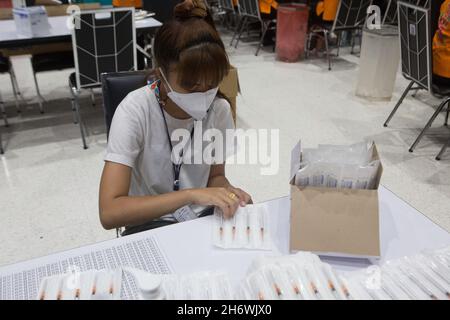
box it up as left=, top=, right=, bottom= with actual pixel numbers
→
left=0, top=31, right=449, bottom=267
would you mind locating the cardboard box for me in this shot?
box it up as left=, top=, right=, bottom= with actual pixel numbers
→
left=219, top=65, right=240, bottom=124
left=289, top=141, right=383, bottom=258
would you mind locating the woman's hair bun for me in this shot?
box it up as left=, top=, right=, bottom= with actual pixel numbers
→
left=174, top=0, right=208, bottom=19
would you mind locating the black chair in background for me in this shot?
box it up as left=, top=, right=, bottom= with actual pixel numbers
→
left=305, top=0, right=372, bottom=70
left=101, top=70, right=151, bottom=237
left=70, top=7, right=137, bottom=149
left=383, top=2, right=449, bottom=160
left=101, top=70, right=149, bottom=137
left=232, top=0, right=277, bottom=56
left=0, top=55, right=22, bottom=114
left=30, top=49, right=77, bottom=114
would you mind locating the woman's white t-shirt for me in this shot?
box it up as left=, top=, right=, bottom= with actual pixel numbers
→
left=104, top=85, right=234, bottom=222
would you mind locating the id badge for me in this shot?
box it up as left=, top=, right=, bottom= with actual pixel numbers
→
left=172, top=205, right=197, bottom=222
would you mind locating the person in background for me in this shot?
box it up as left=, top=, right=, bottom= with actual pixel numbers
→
left=308, top=0, right=339, bottom=55
left=112, top=0, right=142, bottom=8
left=99, top=0, right=252, bottom=235
left=314, top=0, right=338, bottom=26
left=433, top=0, right=450, bottom=87
left=259, top=0, right=278, bottom=45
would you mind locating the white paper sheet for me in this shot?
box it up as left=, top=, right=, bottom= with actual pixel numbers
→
left=0, top=236, right=171, bottom=300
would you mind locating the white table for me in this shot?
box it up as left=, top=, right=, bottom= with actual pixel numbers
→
left=0, top=185, right=449, bottom=294
left=0, top=16, right=162, bottom=48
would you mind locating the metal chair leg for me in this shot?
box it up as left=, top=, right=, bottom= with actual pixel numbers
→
left=409, top=97, right=450, bottom=153
left=336, top=32, right=341, bottom=57
left=445, top=101, right=449, bottom=126
left=350, top=30, right=356, bottom=54
left=69, top=84, right=88, bottom=150
left=234, top=16, right=248, bottom=49
left=0, top=130, right=3, bottom=154
left=9, top=66, right=22, bottom=113
left=230, top=16, right=243, bottom=46
left=323, top=30, right=331, bottom=71
left=305, top=32, right=313, bottom=59
left=436, top=139, right=450, bottom=161
left=32, top=70, right=44, bottom=114
left=0, top=100, right=8, bottom=127
left=9, top=73, right=21, bottom=114
left=0, top=97, right=6, bottom=154
left=255, top=21, right=270, bottom=56
left=90, top=88, right=95, bottom=106
left=384, top=81, right=415, bottom=127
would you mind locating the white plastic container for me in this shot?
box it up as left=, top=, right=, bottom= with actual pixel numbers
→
left=356, top=25, right=400, bottom=101
left=13, top=6, right=51, bottom=37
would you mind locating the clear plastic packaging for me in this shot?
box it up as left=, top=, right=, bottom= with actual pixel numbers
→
left=37, top=269, right=122, bottom=300
left=294, top=141, right=380, bottom=190
left=213, top=204, right=272, bottom=250
left=159, top=271, right=234, bottom=300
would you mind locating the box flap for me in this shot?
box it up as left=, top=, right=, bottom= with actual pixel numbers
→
left=219, top=66, right=240, bottom=98
left=289, top=140, right=302, bottom=184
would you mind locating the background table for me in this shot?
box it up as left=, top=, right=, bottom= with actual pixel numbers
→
left=0, top=185, right=449, bottom=296
left=0, top=16, right=162, bottom=55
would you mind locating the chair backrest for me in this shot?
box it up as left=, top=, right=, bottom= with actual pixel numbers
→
left=397, top=1, right=431, bottom=91
left=382, top=0, right=431, bottom=25
left=383, top=0, right=399, bottom=25
left=71, top=7, right=137, bottom=90
left=101, top=70, right=150, bottom=137
left=239, top=0, right=259, bottom=20
left=332, top=0, right=373, bottom=32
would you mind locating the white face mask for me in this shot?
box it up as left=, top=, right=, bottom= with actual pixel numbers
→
left=160, top=68, right=218, bottom=120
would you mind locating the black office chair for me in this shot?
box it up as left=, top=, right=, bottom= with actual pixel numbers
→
left=31, top=49, right=76, bottom=114
left=305, top=0, right=372, bottom=70
left=232, top=0, right=277, bottom=56
left=101, top=70, right=150, bottom=137
left=101, top=70, right=150, bottom=237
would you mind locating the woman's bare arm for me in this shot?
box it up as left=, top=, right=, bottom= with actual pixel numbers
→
left=99, top=162, right=244, bottom=229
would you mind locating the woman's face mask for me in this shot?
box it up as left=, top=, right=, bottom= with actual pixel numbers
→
left=160, top=68, right=218, bottom=121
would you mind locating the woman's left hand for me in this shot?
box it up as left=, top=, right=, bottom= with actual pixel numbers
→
left=227, top=186, right=253, bottom=207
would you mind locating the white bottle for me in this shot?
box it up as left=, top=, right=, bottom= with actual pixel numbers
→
left=123, top=267, right=165, bottom=300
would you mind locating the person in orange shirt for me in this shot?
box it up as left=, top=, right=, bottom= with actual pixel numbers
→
left=315, top=0, right=338, bottom=23
left=259, top=0, right=278, bottom=15
left=112, top=0, right=142, bottom=8
left=308, top=0, right=339, bottom=54
left=433, top=0, right=450, bottom=86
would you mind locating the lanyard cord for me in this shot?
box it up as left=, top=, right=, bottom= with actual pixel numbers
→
left=154, top=81, right=195, bottom=191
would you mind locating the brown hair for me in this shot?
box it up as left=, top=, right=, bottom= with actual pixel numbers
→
left=153, top=0, right=230, bottom=90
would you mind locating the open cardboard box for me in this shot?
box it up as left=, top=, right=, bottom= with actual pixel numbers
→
left=219, top=65, right=240, bottom=124
left=289, top=140, right=383, bottom=259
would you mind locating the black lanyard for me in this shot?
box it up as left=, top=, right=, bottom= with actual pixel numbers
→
left=159, top=105, right=195, bottom=191
left=154, top=81, right=197, bottom=191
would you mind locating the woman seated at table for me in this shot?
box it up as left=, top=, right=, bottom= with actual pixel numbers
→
left=433, top=0, right=450, bottom=87
left=98, top=0, right=252, bottom=235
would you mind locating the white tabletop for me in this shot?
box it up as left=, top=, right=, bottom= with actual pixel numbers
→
left=0, top=15, right=162, bottom=44
left=0, top=185, right=449, bottom=290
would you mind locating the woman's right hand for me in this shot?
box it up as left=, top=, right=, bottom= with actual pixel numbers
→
left=187, top=188, right=240, bottom=218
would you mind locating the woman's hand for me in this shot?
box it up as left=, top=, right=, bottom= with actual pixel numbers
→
left=188, top=187, right=248, bottom=218
left=226, top=186, right=253, bottom=207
